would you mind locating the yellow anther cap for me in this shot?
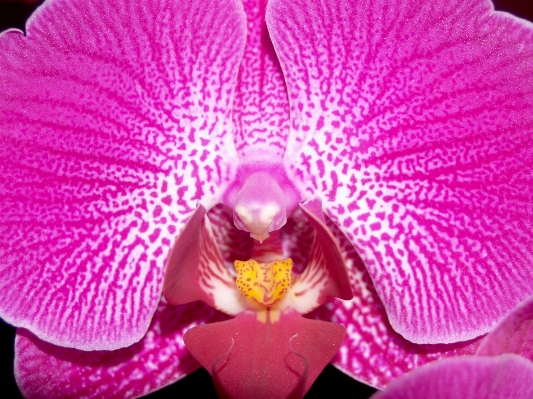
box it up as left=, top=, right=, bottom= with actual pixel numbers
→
left=234, top=258, right=292, bottom=307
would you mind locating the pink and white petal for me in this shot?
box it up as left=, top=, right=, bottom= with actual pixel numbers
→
left=0, top=0, right=245, bottom=350
left=371, top=355, right=533, bottom=399
left=268, top=0, right=533, bottom=343
left=289, top=196, right=352, bottom=313
left=476, top=294, right=533, bottom=361
left=280, top=207, right=315, bottom=274
left=310, top=217, right=480, bottom=389
left=184, top=310, right=345, bottom=399
left=232, top=0, right=290, bottom=163
left=15, top=301, right=228, bottom=399
left=163, top=203, right=248, bottom=316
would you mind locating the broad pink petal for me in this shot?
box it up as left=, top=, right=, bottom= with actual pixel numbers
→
left=476, top=294, right=533, bottom=362
left=289, top=196, right=353, bottom=313
left=163, top=203, right=247, bottom=315
left=14, top=301, right=227, bottom=399
left=310, top=218, right=480, bottom=388
left=268, top=0, right=533, bottom=343
left=0, top=0, right=245, bottom=349
left=184, top=310, right=345, bottom=399
left=232, top=0, right=290, bottom=163
left=371, top=355, right=533, bottom=399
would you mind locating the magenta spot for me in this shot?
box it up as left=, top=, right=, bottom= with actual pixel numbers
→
left=161, top=196, right=172, bottom=205
left=343, top=217, right=354, bottom=227
left=139, top=221, right=149, bottom=233
left=153, top=206, right=163, bottom=218
left=370, top=222, right=381, bottom=231
left=316, top=116, right=325, bottom=130
left=149, top=228, right=161, bottom=243
left=357, top=213, right=370, bottom=222
left=317, top=159, right=325, bottom=178
left=381, top=232, right=392, bottom=241
left=347, top=201, right=359, bottom=212
left=365, top=198, right=376, bottom=210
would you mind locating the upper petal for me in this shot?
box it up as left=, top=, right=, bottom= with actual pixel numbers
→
left=371, top=354, right=533, bottom=399
left=267, top=0, right=533, bottom=343
left=0, top=0, right=245, bottom=350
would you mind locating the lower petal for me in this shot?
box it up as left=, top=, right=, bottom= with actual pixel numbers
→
left=14, top=302, right=227, bottom=399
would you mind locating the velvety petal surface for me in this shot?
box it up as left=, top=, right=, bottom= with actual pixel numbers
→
left=232, top=0, right=290, bottom=162
left=268, top=0, right=533, bottom=343
left=14, top=301, right=228, bottom=399
left=371, top=354, right=533, bottom=399
left=476, top=294, right=533, bottom=361
left=0, top=0, right=245, bottom=349
left=184, top=310, right=345, bottom=399
left=163, top=203, right=247, bottom=315
left=310, top=217, right=480, bottom=388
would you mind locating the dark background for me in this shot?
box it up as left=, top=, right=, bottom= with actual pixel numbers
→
left=1, top=0, right=532, bottom=398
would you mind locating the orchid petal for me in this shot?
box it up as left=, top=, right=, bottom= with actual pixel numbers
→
left=289, top=196, right=352, bottom=313
left=371, top=355, right=533, bottom=399
left=163, top=203, right=248, bottom=315
left=476, top=294, right=533, bottom=362
left=0, top=0, right=246, bottom=350
left=184, top=309, right=345, bottom=399
left=14, top=301, right=227, bottom=399
left=232, top=0, right=290, bottom=163
left=267, top=0, right=533, bottom=343
left=310, top=217, right=480, bottom=388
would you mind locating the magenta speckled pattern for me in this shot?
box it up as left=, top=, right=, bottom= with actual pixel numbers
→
left=0, top=0, right=246, bottom=350
left=268, top=0, right=533, bottom=344
left=14, top=301, right=227, bottom=399
left=310, top=216, right=480, bottom=388
left=232, top=0, right=290, bottom=162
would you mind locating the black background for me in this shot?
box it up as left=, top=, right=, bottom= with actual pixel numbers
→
left=1, top=0, right=532, bottom=397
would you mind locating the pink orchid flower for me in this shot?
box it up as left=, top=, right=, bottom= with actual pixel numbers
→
left=1, top=0, right=533, bottom=398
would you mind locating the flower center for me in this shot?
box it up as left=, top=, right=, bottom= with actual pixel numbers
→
left=234, top=258, right=292, bottom=307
